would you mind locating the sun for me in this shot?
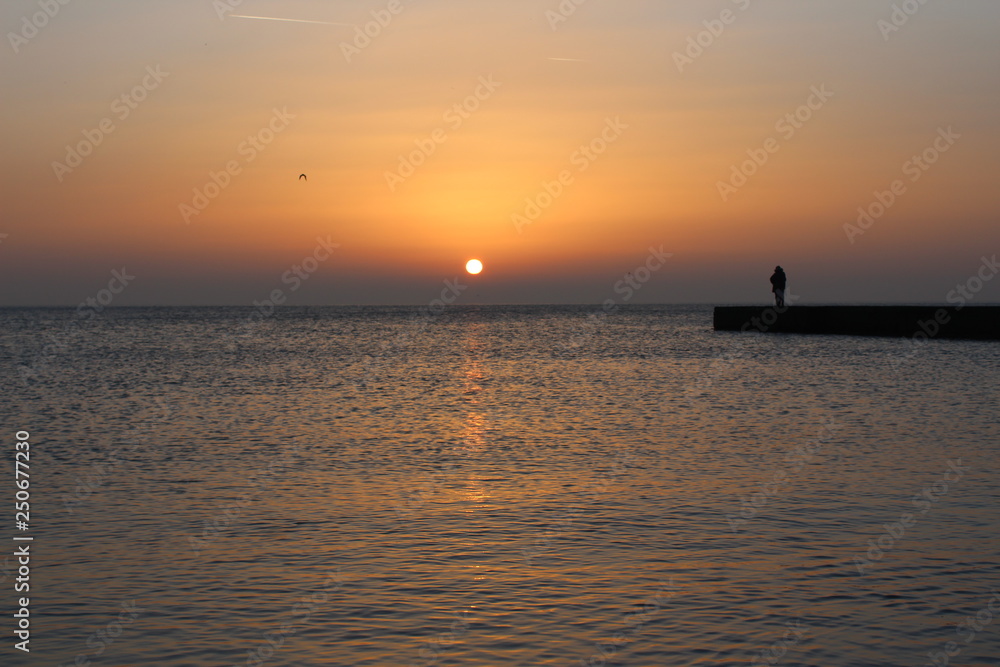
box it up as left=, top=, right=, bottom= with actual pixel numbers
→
left=465, top=259, right=484, bottom=275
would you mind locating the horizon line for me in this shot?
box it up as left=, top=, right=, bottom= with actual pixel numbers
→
left=2, top=302, right=997, bottom=309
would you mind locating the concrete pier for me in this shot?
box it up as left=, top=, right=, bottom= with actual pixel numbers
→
left=713, top=306, right=1000, bottom=340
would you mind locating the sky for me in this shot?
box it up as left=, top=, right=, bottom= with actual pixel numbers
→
left=1, top=0, right=999, bottom=306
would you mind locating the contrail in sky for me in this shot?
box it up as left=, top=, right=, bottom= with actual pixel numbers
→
left=231, top=15, right=353, bottom=26
left=548, top=57, right=588, bottom=62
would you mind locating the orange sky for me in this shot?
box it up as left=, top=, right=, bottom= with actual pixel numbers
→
left=2, top=0, right=999, bottom=305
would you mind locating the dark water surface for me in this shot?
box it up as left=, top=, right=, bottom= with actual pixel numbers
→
left=2, top=306, right=998, bottom=666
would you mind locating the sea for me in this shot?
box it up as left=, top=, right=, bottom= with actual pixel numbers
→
left=1, top=305, right=998, bottom=666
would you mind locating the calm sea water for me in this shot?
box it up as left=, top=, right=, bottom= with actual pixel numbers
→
left=2, top=305, right=999, bottom=666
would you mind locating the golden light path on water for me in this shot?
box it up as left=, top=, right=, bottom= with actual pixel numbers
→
left=7, top=306, right=999, bottom=665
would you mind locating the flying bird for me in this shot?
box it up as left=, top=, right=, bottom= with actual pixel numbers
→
left=299, top=174, right=307, bottom=182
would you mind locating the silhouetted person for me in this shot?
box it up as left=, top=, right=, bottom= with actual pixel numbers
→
left=770, top=266, right=787, bottom=307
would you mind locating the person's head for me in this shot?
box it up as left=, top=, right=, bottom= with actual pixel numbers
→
left=775, top=266, right=783, bottom=272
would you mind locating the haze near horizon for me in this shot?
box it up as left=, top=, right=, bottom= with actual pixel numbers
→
left=2, top=0, right=999, bottom=306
